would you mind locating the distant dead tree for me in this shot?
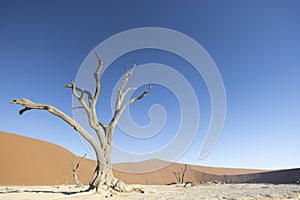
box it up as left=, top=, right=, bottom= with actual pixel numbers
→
left=70, top=153, right=86, bottom=187
left=180, top=164, right=187, bottom=184
left=173, top=164, right=187, bottom=184
left=173, top=171, right=181, bottom=184
left=11, top=53, right=151, bottom=194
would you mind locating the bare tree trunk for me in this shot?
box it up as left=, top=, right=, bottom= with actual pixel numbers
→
left=11, top=53, right=151, bottom=195
left=89, top=160, right=126, bottom=193
left=88, top=125, right=127, bottom=193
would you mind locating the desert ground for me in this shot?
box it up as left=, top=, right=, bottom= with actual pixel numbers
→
left=1, top=183, right=300, bottom=200
left=1, top=131, right=300, bottom=199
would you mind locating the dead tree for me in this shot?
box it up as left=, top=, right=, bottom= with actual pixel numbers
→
left=70, top=153, right=86, bottom=187
left=180, top=164, right=187, bottom=184
left=173, top=164, right=187, bottom=184
left=173, top=171, right=181, bottom=184
left=11, top=53, right=151, bottom=194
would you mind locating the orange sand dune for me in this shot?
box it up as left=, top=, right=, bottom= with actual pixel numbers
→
left=113, top=159, right=267, bottom=185
left=0, top=131, right=298, bottom=186
left=0, top=131, right=95, bottom=185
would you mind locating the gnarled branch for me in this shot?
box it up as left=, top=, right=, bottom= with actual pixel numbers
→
left=10, top=98, right=104, bottom=161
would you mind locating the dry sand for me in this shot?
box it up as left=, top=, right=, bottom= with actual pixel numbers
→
left=0, top=184, right=300, bottom=200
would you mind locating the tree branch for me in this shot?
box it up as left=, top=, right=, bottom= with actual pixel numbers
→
left=68, top=81, right=90, bottom=113
left=93, top=53, right=103, bottom=105
left=72, top=106, right=84, bottom=110
left=10, top=98, right=104, bottom=161
left=115, top=63, right=137, bottom=111
left=111, top=82, right=151, bottom=126
left=111, top=61, right=151, bottom=128
left=98, top=121, right=107, bottom=130
left=65, top=84, right=93, bottom=106
left=123, top=87, right=137, bottom=97
left=75, top=153, right=87, bottom=171
left=70, top=153, right=86, bottom=188
left=66, top=79, right=107, bottom=149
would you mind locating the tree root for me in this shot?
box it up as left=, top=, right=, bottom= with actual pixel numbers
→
left=87, top=178, right=144, bottom=197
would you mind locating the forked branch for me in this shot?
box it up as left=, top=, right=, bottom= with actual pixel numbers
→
left=64, top=54, right=106, bottom=147
left=65, top=84, right=93, bottom=105
left=115, top=63, right=137, bottom=111
left=111, top=66, right=151, bottom=126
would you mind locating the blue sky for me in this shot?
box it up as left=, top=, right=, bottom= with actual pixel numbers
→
left=1, top=0, right=300, bottom=170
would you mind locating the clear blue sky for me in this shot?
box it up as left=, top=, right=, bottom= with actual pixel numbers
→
left=1, top=0, right=300, bottom=170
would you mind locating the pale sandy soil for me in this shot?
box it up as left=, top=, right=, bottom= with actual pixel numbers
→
left=1, top=184, right=300, bottom=200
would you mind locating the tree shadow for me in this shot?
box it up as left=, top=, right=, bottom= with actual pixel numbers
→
left=23, top=189, right=80, bottom=195
left=0, top=187, right=90, bottom=196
